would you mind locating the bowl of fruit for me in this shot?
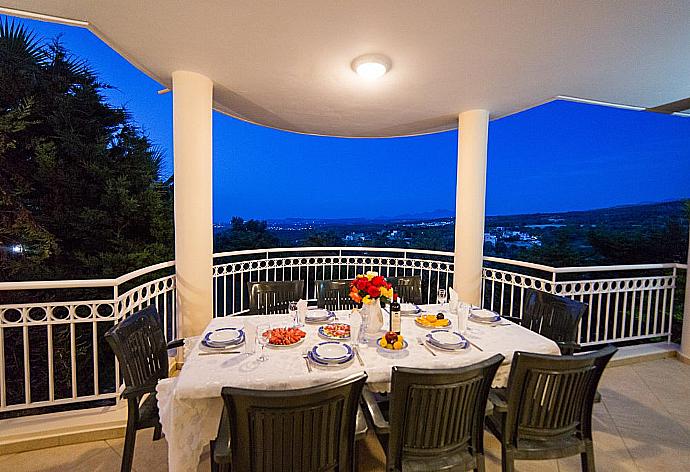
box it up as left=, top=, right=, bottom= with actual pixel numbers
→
left=415, top=313, right=451, bottom=329
left=377, top=331, right=408, bottom=357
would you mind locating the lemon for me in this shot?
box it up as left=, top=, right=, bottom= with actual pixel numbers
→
left=386, top=343, right=394, bottom=350
left=379, top=338, right=387, bottom=347
left=393, top=340, right=403, bottom=350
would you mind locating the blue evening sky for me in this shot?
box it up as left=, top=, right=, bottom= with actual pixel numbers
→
left=7, top=15, right=690, bottom=222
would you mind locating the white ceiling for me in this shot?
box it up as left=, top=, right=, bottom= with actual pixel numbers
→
left=2, top=1, right=689, bottom=137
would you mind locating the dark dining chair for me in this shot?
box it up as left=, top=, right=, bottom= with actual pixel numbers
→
left=486, top=345, right=617, bottom=472
left=362, top=355, right=504, bottom=472
left=104, top=305, right=184, bottom=472
left=504, top=289, right=586, bottom=355
left=386, top=276, right=423, bottom=304
left=316, top=279, right=359, bottom=310
left=246, top=280, right=304, bottom=315
left=210, top=372, right=368, bottom=472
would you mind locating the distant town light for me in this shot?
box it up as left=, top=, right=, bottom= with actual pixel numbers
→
left=352, top=54, right=391, bottom=80
left=12, top=244, right=24, bottom=254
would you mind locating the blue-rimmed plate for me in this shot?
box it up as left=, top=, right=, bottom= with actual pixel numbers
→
left=400, top=303, right=421, bottom=315
left=305, top=309, right=336, bottom=323
left=426, top=330, right=468, bottom=350
left=203, top=327, right=244, bottom=348
left=307, top=350, right=354, bottom=368
left=469, top=308, right=501, bottom=324
left=318, top=323, right=351, bottom=340
left=311, top=341, right=353, bottom=363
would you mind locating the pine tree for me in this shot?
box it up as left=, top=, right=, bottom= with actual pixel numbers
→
left=0, top=20, right=173, bottom=281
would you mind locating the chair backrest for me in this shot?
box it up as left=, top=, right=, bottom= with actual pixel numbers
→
left=387, top=355, right=504, bottom=471
left=316, top=279, right=358, bottom=310
left=387, top=276, right=423, bottom=304
left=221, top=372, right=367, bottom=472
left=504, top=345, right=617, bottom=446
left=105, top=305, right=169, bottom=391
left=522, top=289, right=586, bottom=346
left=247, top=280, right=305, bottom=315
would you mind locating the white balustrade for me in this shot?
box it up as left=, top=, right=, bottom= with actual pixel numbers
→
left=0, top=247, right=685, bottom=415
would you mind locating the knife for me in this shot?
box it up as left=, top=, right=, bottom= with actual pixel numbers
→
left=199, top=350, right=243, bottom=356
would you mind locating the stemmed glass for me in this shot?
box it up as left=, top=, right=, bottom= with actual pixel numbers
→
left=289, top=301, right=300, bottom=327
left=256, top=323, right=270, bottom=362
left=437, top=288, right=447, bottom=309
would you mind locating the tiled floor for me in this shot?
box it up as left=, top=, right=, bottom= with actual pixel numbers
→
left=1, top=358, right=688, bottom=472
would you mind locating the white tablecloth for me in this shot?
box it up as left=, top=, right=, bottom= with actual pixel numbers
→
left=157, top=307, right=560, bottom=472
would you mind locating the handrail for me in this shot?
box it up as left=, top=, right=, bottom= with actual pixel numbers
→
left=212, top=246, right=455, bottom=258
left=0, top=247, right=685, bottom=291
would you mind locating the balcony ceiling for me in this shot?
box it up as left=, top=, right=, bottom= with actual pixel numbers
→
left=3, top=1, right=689, bottom=137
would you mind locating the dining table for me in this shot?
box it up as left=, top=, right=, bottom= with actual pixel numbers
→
left=156, top=304, right=560, bottom=472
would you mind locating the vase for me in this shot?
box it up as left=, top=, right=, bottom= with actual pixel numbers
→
left=363, top=300, right=384, bottom=335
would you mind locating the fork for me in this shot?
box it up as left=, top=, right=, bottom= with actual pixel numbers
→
left=302, top=348, right=313, bottom=373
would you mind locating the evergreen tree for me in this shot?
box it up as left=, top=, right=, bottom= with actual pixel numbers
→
left=214, top=217, right=279, bottom=251
left=0, top=20, right=173, bottom=281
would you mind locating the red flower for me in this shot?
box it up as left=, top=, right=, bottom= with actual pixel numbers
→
left=367, top=285, right=381, bottom=298
left=371, top=275, right=385, bottom=287
left=355, top=278, right=369, bottom=290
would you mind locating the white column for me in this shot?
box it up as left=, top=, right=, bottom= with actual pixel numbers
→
left=453, top=109, right=490, bottom=305
left=172, top=71, right=213, bottom=337
left=680, top=230, right=690, bottom=363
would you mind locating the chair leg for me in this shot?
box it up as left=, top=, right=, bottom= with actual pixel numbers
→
left=501, top=447, right=514, bottom=472
left=153, top=423, right=162, bottom=441
left=474, top=453, right=486, bottom=472
left=581, top=442, right=596, bottom=472
left=121, top=423, right=137, bottom=472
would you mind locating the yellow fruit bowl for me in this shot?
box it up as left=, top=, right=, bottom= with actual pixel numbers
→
left=414, top=314, right=452, bottom=329
left=377, top=335, right=408, bottom=351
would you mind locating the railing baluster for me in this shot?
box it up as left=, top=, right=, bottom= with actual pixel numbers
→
left=70, top=306, right=77, bottom=399
left=637, top=288, right=644, bottom=338
left=668, top=268, right=676, bottom=343
left=92, top=304, right=99, bottom=397
left=23, top=310, right=31, bottom=404
left=0, top=322, right=5, bottom=408
left=629, top=289, right=637, bottom=338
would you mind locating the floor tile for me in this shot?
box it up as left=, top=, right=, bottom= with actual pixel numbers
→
left=2, top=358, right=689, bottom=472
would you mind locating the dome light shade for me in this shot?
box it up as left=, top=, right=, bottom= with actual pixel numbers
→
left=351, top=54, right=391, bottom=79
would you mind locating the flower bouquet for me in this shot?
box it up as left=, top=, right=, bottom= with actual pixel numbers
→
left=350, top=271, right=393, bottom=335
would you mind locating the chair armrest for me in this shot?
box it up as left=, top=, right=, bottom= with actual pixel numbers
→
left=213, top=407, right=232, bottom=465
left=488, top=388, right=508, bottom=414
left=558, top=341, right=581, bottom=355
left=361, top=386, right=389, bottom=434
left=166, top=338, right=185, bottom=350
left=121, top=382, right=158, bottom=400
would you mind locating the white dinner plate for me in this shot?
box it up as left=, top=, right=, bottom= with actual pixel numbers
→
left=426, top=330, right=468, bottom=349
left=312, top=341, right=353, bottom=362
left=205, top=327, right=244, bottom=345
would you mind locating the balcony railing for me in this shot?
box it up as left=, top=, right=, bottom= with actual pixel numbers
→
left=0, top=247, right=685, bottom=417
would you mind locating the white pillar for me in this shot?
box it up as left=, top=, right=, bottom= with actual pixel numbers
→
left=172, top=71, right=213, bottom=337
left=679, top=230, right=690, bottom=363
left=453, top=109, right=490, bottom=305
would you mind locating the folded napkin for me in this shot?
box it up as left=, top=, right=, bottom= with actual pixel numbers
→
left=297, top=299, right=308, bottom=315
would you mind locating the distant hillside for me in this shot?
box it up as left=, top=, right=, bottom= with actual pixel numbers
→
left=485, top=199, right=688, bottom=229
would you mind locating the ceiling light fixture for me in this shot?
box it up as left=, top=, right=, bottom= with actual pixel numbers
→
left=351, top=54, right=391, bottom=80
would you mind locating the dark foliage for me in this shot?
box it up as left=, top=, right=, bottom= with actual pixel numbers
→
left=0, top=19, right=173, bottom=282
left=214, top=217, right=279, bottom=252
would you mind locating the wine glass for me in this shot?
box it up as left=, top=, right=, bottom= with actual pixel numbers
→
left=256, top=323, right=270, bottom=362
left=289, top=301, right=300, bottom=327
left=437, top=288, right=447, bottom=308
